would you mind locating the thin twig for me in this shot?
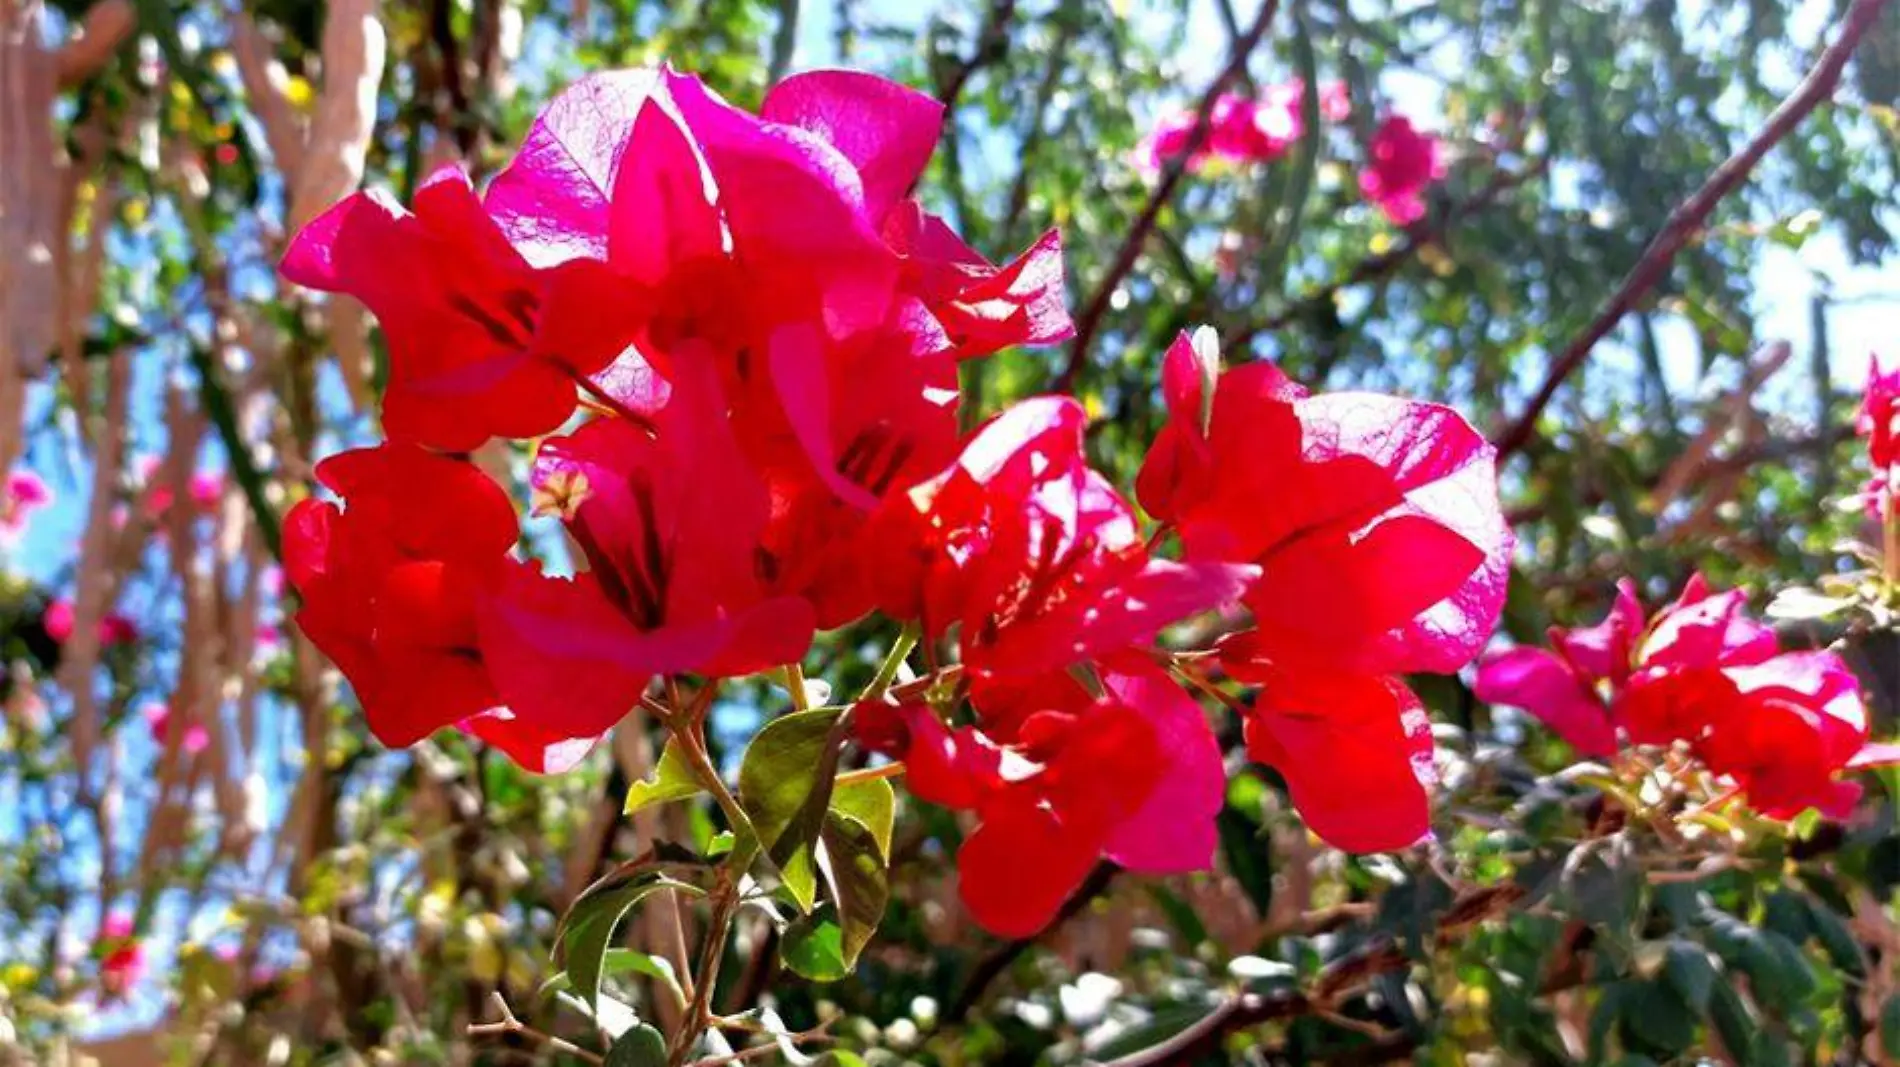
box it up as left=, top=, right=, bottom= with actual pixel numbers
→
left=468, top=992, right=605, bottom=1065
left=934, top=0, right=1018, bottom=113
left=1227, top=160, right=1544, bottom=351
left=766, top=0, right=800, bottom=87
left=1053, top=0, right=1281, bottom=393
left=1492, top=0, right=1892, bottom=460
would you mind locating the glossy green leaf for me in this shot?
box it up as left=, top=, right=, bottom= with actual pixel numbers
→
left=603, top=1022, right=667, bottom=1067
left=831, top=776, right=895, bottom=857
left=819, top=810, right=888, bottom=969
left=1621, top=980, right=1697, bottom=1057
left=1708, top=980, right=1759, bottom=1067
left=739, top=706, right=848, bottom=912
left=781, top=907, right=849, bottom=982
left=624, top=740, right=704, bottom=816
left=1661, top=939, right=1716, bottom=1011
left=557, top=862, right=705, bottom=1018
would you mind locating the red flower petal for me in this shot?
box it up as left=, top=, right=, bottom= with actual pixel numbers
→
left=1473, top=645, right=1617, bottom=757
left=1243, top=669, right=1435, bottom=853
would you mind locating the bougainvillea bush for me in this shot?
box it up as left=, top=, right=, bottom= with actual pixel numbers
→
left=7, top=0, right=1900, bottom=1064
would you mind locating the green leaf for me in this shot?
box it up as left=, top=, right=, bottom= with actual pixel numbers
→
left=603, top=1023, right=667, bottom=1067
left=1216, top=806, right=1273, bottom=921
left=831, top=776, right=895, bottom=857
left=1146, top=884, right=1209, bottom=949
left=808, top=1055, right=867, bottom=1067
left=601, top=950, right=684, bottom=1005
left=781, top=907, right=849, bottom=982
left=819, top=811, right=888, bottom=969
left=739, top=706, right=848, bottom=912
left=624, top=740, right=704, bottom=816
left=1708, top=981, right=1759, bottom=1067
left=1801, top=895, right=1866, bottom=979
left=1588, top=981, right=1635, bottom=1062
left=1735, top=930, right=1818, bottom=1017
left=1621, top=980, right=1697, bottom=1058
left=1661, top=940, right=1717, bottom=1011
left=557, top=863, right=705, bottom=1018
left=1880, top=993, right=1900, bottom=1059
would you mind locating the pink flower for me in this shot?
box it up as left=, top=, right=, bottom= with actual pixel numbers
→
left=475, top=360, right=815, bottom=740
left=1477, top=576, right=1900, bottom=818
left=1859, top=353, right=1900, bottom=517
left=7, top=471, right=50, bottom=509
left=42, top=599, right=138, bottom=646
left=284, top=444, right=522, bottom=757
left=1140, top=81, right=1350, bottom=171
left=857, top=655, right=1223, bottom=937
left=189, top=472, right=223, bottom=509
left=1358, top=116, right=1446, bottom=225
left=98, top=913, right=143, bottom=999
left=869, top=395, right=1256, bottom=679
left=142, top=702, right=211, bottom=755
left=43, top=598, right=74, bottom=642
left=283, top=167, right=638, bottom=451
left=1137, top=329, right=1511, bottom=851
left=4, top=470, right=51, bottom=537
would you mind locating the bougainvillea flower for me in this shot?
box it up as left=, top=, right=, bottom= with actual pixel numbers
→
left=137, top=456, right=227, bottom=520
left=1473, top=581, right=1644, bottom=757
left=750, top=330, right=965, bottom=627
left=477, top=361, right=814, bottom=733
left=1472, top=644, right=1619, bottom=757
left=98, top=912, right=143, bottom=999
left=43, top=598, right=140, bottom=647
left=2, top=469, right=50, bottom=538
left=487, top=66, right=896, bottom=350
left=1139, top=329, right=1511, bottom=679
left=1359, top=115, right=1446, bottom=225
left=142, top=702, right=211, bottom=755
left=284, top=443, right=518, bottom=748
left=874, top=395, right=1256, bottom=678
left=1480, top=575, right=1897, bottom=819
left=1615, top=575, right=1780, bottom=745
left=1479, top=576, right=1775, bottom=754
left=1140, top=81, right=1350, bottom=171
left=761, top=70, right=1073, bottom=362
left=1859, top=352, right=1900, bottom=472
left=283, top=166, right=637, bottom=451
left=1689, top=652, right=1882, bottom=818
left=858, top=655, right=1222, bottom=936
left=1225, top=650, right=1437, bottom=852
left=1857, top=353, right=1900, bottom=519
left=1135, top=328, right=1507, bottom=851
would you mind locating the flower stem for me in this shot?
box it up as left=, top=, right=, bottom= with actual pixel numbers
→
left=669, top=875, right=741, bottom=1066
left=834, top=762, right=906, bottom=787
left=784, top=663, right=812, bottom=712
left=859, top=624, right=920, bottom=702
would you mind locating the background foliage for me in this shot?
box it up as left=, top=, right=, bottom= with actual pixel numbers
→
left=2, top=0, right=1899, bottom=1063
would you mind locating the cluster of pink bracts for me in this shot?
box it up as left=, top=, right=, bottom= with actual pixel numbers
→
left=1477, top=576, right=1898, bottom=816
left=279, top=67, right=1513, bottom=935
left=1142, top=82, right=1445, bottom=224
left=1860, top=353, right=1900, bottom=519
left=276, top=64, right=1885, bottom=938
left=1476, top=355, right=1900, bottom=812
